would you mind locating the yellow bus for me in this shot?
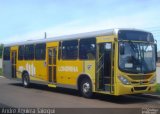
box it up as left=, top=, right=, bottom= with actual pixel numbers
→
left=2, top=28, right=157, bottom=98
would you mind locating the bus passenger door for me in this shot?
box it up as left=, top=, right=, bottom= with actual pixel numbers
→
left=48, top=47, right=57, bottom=83
left=11, top=51, right=17, bottom=78
left=97, top=42, right=114, bottom=93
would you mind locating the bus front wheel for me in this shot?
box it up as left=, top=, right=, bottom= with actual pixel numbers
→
left=80, top=79, right=93, bottom=98
left=22, top=73, right=30, bottom=88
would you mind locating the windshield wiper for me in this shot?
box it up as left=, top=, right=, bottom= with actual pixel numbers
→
left=128, top=40, right=139, bottom=53
left=128, top=41, right=143, bottom=73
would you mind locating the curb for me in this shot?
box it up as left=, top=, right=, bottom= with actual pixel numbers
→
left=144, top=94, right=160, bottom=98
left=0, top=76, right=4, bottom=78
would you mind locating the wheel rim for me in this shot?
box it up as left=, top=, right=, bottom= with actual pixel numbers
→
left=82, top=82, right=90, bottom=93
left=23, top=76, right=28, bottom=86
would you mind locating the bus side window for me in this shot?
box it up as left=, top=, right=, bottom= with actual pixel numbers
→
left=79, top=38, right=96, bottom=60
left=62, top=40, right=78, bottom=60
left=18, top=45, right=25, bottom=60
left=58, top=42, right=61, bottom=60
left=3, top=47, right=10, bottom=60
left=24, top=44, right=35, bottom=60
left=35, top=43, right=46, bottom=60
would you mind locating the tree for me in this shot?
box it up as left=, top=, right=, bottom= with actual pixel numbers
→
left=0, top=44, right=3, bottom=58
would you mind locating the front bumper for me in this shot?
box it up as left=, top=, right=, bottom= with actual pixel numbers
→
left=115, top=82, right=156, bottom=95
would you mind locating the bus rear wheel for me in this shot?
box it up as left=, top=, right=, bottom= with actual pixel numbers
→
left=22, top=73, right=30, bottom=88
left=80, top=79, right=93, bottom=98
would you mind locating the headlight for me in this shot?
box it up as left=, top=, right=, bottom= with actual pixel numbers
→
left=118, top=76, right=130, bottom=85
left=150, top=76, right=156, bottom=84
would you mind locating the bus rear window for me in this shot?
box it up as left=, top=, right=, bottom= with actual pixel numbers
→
left=3, top=47, right=10, bottom=60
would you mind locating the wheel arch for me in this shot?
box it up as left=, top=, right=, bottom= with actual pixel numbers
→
left=22, top=70, right=29, bottom=78
left=77, top=73, right=93, bottom=91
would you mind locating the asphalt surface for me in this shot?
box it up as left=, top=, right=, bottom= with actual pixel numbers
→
left=0, top=77, right=159, bottom=109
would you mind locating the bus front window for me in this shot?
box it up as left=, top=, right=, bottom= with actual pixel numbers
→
left=119, top=42, right=156, bottom=73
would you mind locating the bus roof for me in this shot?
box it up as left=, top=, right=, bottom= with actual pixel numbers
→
left=4, top=28, right=151, bottom=47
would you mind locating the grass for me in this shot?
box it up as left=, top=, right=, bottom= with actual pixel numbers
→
left=156, top=83, right=160, bottom=93
left=0, top=68, right=2, bottom=76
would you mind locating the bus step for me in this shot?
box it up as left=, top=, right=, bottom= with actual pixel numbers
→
left=48, top=84, right=57, bottom=88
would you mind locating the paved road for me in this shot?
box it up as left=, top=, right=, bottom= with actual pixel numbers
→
left=0, top=78, right=159, bottom=109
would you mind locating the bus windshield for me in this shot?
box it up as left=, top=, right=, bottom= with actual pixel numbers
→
left=119, top=41, right=156, bottom=73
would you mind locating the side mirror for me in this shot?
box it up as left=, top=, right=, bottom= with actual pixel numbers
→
left=120, top=43, right=125, bottom=55
left=155, top=44, right=158, bottom=62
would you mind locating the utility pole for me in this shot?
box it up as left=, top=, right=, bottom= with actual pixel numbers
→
left=44, top=32, right=47, bottom=39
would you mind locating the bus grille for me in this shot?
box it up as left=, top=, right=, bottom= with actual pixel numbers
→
left=131, top=81, right=148, bottom=85
left=134, top=86, right=147, bottom=91
left=128, top=75, right=151, bottom=80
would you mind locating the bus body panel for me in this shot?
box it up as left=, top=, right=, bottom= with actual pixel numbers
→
left=57, top=60, right=84, bottom=86
left=96, top=35, right=115, bottom=43
left=83, top=61, right=96, bottom=91
left=3, top=60, right=12, bottom=78
left=17, top=60, right=47, bottom=81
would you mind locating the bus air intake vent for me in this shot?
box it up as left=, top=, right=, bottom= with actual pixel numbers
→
left=134, top=86, right=147, bottom=91
left=128, top=75, right=151, bottom=80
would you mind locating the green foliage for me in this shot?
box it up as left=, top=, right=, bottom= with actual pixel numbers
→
left=0, top=44, right=3, bottom=58
left=156, top=84, right=160, bottom=93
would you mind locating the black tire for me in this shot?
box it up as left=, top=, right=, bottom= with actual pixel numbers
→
left=22, top=73, right=30, bottom=88
left=80, top=78, right=93, bottom=98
